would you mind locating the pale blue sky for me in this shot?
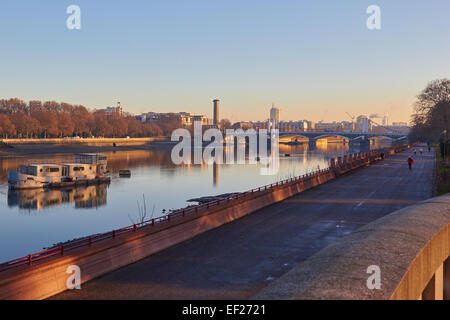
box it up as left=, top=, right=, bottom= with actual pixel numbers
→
left=1, top=0, right=449, bottom=123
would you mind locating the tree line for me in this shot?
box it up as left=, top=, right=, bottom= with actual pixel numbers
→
left=0, top=98, right=182, bottom=138
left=409, top=79, right=450, bottom=157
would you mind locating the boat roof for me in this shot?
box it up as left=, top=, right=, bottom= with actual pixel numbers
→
left=23, top=163, right=93, bottom=167
left=76, top=153, right=106, bottom=156
left=23, top=164, right=64, bottom=167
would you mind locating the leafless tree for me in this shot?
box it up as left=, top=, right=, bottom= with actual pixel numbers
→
left=410, top=79, right=450, bottom=143
left=129, top=194, right=156, bottom=225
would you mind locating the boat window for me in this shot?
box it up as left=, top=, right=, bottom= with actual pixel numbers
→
left=46, top=199, right=60, bottom=206
left=46, top=167, right=60, bottom=173
left=73, top=167, right=85, bottom=171
left=23, top=167, right=37, bottom=176
left=40, top=169, right=43, bottom=172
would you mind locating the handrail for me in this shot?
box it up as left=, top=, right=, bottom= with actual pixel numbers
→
left=0, top=145, right=408, bottom=273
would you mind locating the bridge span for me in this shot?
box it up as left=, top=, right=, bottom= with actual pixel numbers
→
left=278, top=131, right=408, bottom=145
left=52, top=146, right=435, bottom=300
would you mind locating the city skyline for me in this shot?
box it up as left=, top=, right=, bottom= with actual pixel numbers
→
left=2, top=1, right=450, bottom=124
left=1, top=97, right=409, bottom=128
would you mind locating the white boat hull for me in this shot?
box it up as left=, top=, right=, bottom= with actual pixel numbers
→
left=8, top=172, right=49, bottom=189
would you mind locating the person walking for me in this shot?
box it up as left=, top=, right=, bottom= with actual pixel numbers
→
left=407, top=156, right=414, bottom=171
left=413, top=148, right=417, bottom=156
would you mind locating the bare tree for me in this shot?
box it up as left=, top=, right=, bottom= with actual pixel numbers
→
left=410, top=79, right=450, bottom=143
left=129, top=194, right=156, bottom=225
left=415, top=79, right=450, bottom=113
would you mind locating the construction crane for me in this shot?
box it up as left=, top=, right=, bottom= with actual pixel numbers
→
left=368, top=118, right=404, bottom=134
left=345, top=112, right=403, bottom=134
left=345, top=112, right=355, bottom=122
left=345, top=112, right=356, bottom=131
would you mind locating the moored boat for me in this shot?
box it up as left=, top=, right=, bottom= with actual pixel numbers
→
left=8, top=153, right=110, bottom=190
left=119, top=169, right=131, bottom=177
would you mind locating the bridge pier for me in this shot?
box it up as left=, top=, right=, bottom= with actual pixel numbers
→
left=308, top=139, right=316, bottom=149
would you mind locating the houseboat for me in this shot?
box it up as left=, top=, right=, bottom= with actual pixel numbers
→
left=8, top=153, right=110, bottom=190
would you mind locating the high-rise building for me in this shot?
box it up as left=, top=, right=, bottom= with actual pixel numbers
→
left=355, top=115, right=371, bottom=133
left=382, top=112, right=389, bottom=126
left=104, top=102, right=123, bottom=116
left=213, top=99, right=220, bottom=126
left=270, top=105, right=280, bottom=129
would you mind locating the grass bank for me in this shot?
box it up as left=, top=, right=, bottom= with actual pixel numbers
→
left=435, top=145, right=450, bottom=195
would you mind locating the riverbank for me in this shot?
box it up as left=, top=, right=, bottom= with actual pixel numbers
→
left=436, top=146, right=450, bottom=195
left=0, top=139, right=177, bottom=158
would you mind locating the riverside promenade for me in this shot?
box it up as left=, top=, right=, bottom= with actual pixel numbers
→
left=54, top=146, right=436, bottom=300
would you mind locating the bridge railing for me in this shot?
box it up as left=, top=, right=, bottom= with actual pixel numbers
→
left=0, top=145, right=409, bottom=273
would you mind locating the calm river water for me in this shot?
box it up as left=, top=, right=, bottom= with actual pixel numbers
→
left=0, top=141, right=390, bottom=262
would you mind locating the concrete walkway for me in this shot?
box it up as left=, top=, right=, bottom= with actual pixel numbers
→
left=53, top=146, right=435, bottom=300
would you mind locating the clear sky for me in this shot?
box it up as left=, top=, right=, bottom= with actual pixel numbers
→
left=1, top=0, right=450, bottom=124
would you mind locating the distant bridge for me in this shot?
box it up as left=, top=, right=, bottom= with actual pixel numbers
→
left=278, top=131, right=408, bottom=144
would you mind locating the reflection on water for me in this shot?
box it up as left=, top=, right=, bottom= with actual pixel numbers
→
left=213, top=163, right=219, bottom=187
left=8, top=185, right=108, bottom=211
left=0, top=140, right=393, bottom=261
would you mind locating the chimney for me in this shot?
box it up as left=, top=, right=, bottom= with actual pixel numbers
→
left=213, top=99, right=220, bottom=126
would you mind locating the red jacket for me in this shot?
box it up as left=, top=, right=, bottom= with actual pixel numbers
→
left=408, top=158, right=414, bottom=164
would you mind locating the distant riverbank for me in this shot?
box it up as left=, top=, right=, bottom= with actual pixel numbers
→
left=0, top=137, right=176, bottom=157
left=0, top=137, right=170, bottom=146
